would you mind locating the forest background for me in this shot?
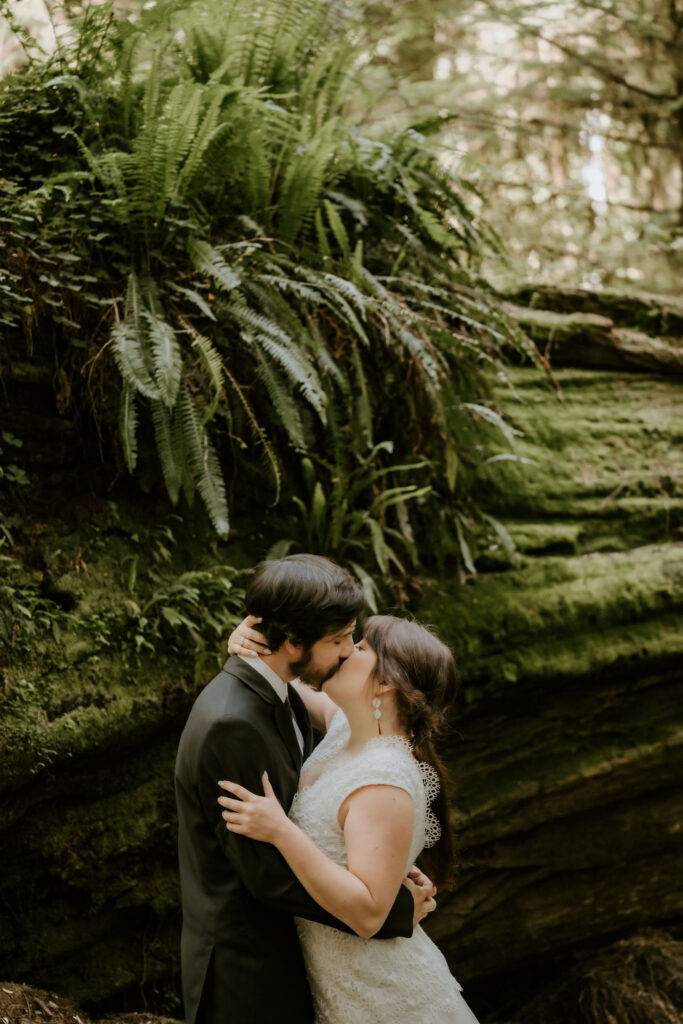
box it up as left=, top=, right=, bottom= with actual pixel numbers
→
left=1, top=1, right=682, bottom=1023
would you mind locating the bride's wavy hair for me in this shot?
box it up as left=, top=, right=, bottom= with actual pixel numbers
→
left=363, top=615, right=458, bottom=888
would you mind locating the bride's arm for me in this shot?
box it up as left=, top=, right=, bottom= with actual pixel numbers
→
left=227, top=615, right=337, bottom=731
left=218, top=776, right=414, bottom=938
left=290, top=680, right=338, bottom=732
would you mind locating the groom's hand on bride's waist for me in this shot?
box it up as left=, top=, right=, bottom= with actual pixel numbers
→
left=403, top=866, right=437, bottom=928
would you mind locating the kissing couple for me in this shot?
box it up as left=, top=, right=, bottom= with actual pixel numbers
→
left=175, top=553, right=480, bottom=1024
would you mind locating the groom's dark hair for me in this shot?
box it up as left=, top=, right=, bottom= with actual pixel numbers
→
left=245, top=554, right=365, bottom=650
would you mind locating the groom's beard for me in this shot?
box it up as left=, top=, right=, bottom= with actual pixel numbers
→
left=291, top=649, right=344, bottom=691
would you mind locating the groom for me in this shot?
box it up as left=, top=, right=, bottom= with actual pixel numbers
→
left=175, top=554, right=436, bottom=1024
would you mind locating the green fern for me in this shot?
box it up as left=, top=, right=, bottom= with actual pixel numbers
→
left=151, top=399, right=183, bottom=504
left=4, top=0, right=536, bottom=570
left=119, top=385, right=139, bottom=472
left=147, top=312, right=182, bottom=407
left=178, top=383, right=229, bottom=537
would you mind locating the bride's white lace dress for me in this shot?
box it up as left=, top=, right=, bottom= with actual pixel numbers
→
left=290, top=711, right=480, bottom=1024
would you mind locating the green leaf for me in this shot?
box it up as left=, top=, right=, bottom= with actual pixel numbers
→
left=311, top=481, right=327, bottom=548
left=267, top=539, right=296, bottom=559
left=464, top=403, right=521, bottom=447
left=455, top=517, right=476, bottom=575
left=172, top=283, right=216, bottom=321
left=445, top=445, right=458, bottom=492
left=151, top=400, right=183, bottom=504
left=348, top=561, right=379, bottom=613
left=483, top=513, right=516, bottom=558
left=186, top=322, right=224, bottom=422
left=188, top=237, right=241, bottom=291
left=147, top=312, right=182, bottom=407
left=178, top=384, right=229, bottom=537
left=324, top=198, right=350, bottom=257
left=119, top=385, right=138, bottom=472
left=111, top=319, right=160, bottom=399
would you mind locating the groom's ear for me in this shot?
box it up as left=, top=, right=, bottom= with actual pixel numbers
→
left=281, top=636, right=303, bottom=656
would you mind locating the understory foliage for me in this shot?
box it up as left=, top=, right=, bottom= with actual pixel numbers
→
left=0, top=512, right=246, bottom=675
left=0, top=0, right=534, bottom=582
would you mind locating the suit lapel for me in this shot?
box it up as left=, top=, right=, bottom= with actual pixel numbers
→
left=222, top=656, right=303, bottom=771
left=222, top=655, right=279, bottom=705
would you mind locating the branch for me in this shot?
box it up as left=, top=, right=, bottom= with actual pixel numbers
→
left=481, top=0, right=679, bottom=103
left=434, top=107, right=682, bottom=153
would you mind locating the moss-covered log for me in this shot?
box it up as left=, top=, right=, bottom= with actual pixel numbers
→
left=505, top=282, right=683, bottom=337
left=414, top=336, right=682, bottom=1016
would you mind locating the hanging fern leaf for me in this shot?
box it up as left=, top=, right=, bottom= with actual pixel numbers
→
left=228, top=302, right=328, bottom=422
left=146, top=312, right=182, bottom=407
left=119, top=385, right=139, bottom=472
left=188, top=237, right=241, bottom=291
left=183, top=318, right=224, bottom=423
left=151, top=398, right=183, bottom=504
left=254, top=350, right=306, bottom=451
left=178, top=383, right=229, bottom=537
left=111, top=319, right=160, bottom=400
left=323, top=198, right=350, bottom=257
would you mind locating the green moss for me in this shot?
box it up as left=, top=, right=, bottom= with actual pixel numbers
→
left=506, top=283, right=683, bottom=335
left=477, top=369, right=682, bottom=554
left=419, top=544, right=683, bottom=692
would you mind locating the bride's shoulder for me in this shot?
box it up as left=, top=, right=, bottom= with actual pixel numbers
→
left=350, top=734, right=425, bottom=792
left=363, top=733, right=418, bottom=764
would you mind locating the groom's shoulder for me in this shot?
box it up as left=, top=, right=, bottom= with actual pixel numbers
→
left=189, top=656, right=267, bottom=722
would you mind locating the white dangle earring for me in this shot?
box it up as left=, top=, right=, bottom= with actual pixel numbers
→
left=372, top=696, right=382, bottom=734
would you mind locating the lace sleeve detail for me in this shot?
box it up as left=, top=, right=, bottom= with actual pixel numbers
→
left=418, top=760, right=441, bottom=848
left=333, top=740, right=424, bottom=811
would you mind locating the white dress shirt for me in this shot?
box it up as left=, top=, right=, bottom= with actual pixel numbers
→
left=239, top=655, right=304, bottom=754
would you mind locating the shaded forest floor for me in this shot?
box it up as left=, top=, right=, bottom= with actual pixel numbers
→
left=0, top=983, right=176, bottom=1024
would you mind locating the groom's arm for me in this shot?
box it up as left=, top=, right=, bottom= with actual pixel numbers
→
left=198, top=717, right=414, bottom=938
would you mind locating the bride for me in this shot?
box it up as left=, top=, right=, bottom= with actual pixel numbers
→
left=219, top=614, right=480, bottom=1024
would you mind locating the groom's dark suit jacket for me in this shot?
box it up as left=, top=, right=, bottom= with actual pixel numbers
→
left=175, top=655, right=413, bottom=1024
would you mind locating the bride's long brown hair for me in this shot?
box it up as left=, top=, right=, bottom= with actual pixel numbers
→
left=363, top=615, right=457, bottom=889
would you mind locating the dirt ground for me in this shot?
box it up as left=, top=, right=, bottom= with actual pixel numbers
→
left=0, top=985, right=179, bottom=1024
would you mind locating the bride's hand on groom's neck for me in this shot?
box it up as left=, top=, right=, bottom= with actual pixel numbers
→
left=228, top=614, right=272, bottom=658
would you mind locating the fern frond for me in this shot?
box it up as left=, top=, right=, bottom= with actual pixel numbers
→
left=146, top=311, right=182, bottom=407
left=222, top=363, right=281, bottom=505
left=176, top=83, right=231, bottom=194
left=188, top=237, right=241, bottom=291
left=349, top=337, right=372, bottom=448
left=119, top=385, right=138, bottom=472
left=229, top=302, right=327, bottom=422
left=182, top=318, right=224, bottom=422
left=463, top=402, right=521, bottom=447
left=110, top=320, right=160, bottom=400
left=277, top=118, right=339, bottom=243
left=323, top=198, right=350, bottom=257
left=178, top=383, right=229, bottom=537
left=254, top=350, right=306, bottom=451
left=151, top=398, right=183, bottom=504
